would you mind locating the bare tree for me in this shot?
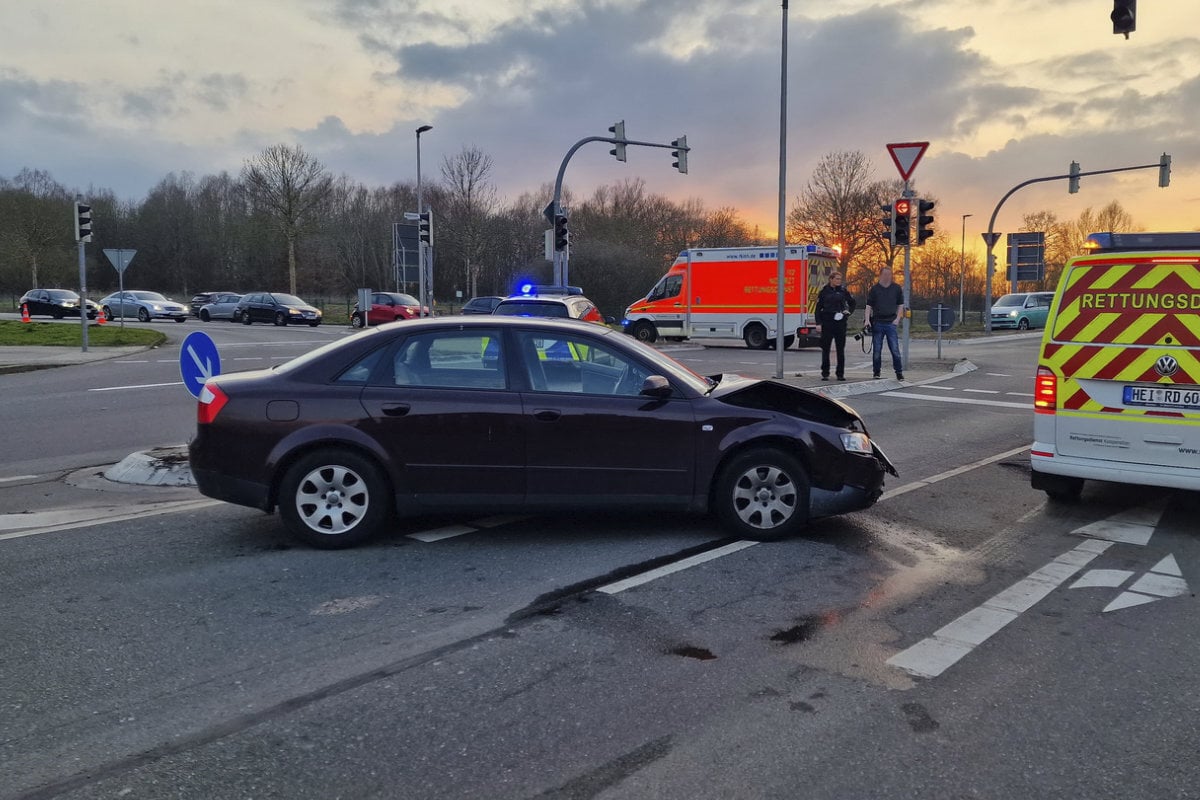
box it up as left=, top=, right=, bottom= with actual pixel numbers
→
left=240, top=144, right=332, bottom=294
left=439, top=146, right=497, bottom=298
left=786, top=151, right=881, bottom=283
left=0, top=169, right=73, bottom=289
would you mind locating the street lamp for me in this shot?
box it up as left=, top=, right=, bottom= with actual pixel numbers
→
left=415, top=124, right=433, bottom=316
left=960, top=213, right=973, bottom=322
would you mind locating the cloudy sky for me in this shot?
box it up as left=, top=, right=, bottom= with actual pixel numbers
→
left=4, top=0, right=1197, bottom=256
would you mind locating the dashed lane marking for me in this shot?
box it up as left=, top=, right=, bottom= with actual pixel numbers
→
left=89, top=381, right=184, bottom=392
left=962, top=388, right=1000, bottom=394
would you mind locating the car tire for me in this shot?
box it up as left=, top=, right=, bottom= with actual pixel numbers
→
left=1032, top=471, right=1083, bottom=503
left=350, top=312, right=365, bottom=329
left=275, top=311, right=288, bottom=326
left=743, top=323, right=769, bottom=350
left=242, top=311, right=252, bottom=325
left=137, top=307, right=150, bottom=323
left=200, top=309, right=211, bottom=322
left=174, top=316, right=187, bottom=323
left=632, top=321, right=658, bottom=344
left=1018, top=318, right=1030, bottom=330
left=52, top=309, right=64, bottom=319
left=309, top=321, right=320, bottom=327
left=714, top=448, right=809, bottom=541
left=103, top=306, right=114, bottom=320
left=279, top=448, right=392, bottom=549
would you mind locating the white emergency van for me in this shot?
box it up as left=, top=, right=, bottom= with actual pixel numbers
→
left=1031, top=232, right=1200, bottom=499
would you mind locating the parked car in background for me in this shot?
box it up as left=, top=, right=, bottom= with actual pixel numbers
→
left=98, top=290, right=189, bottom=322
left=19, top=289, right=98, bottom=319
left=236, top=292, right=322, bottom=326
left=350, top=292, right=428, bottom=328
left=990, top=291, right=1054, bottom=330
left=189, top=315, right=896, bottom=549
left=460, top=295, right=504, bottom=315
left=492, top=285, right=607, bottom=324
left=197, top=293, right=244, bottom=322
left=190, top=291, right=237, bottom=318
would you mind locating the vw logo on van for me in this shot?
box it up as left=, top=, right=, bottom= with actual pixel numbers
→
left=1154, top=355, right=1180, bottom=377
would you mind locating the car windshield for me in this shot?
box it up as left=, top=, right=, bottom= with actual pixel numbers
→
left=273, top=294, right=305, bottom=306
left=494, top=301, right=570, bottom=318
left=994, top=295, right=1025, bottom=307
left=132, top=291, right=167, bottom=301
left=47, top=290, right=79, bottom=300
left=392, top=294, right=420, bottom=305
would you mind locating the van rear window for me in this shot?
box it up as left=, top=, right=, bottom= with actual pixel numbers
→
left=1052, top=261, right=1200, bottom=346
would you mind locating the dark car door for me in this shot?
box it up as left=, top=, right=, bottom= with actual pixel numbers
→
left=29, top=291, right=50, bottom=315
left=514, top=329, right=697, bottom=506
left=358, top=327, right=525, bottom=507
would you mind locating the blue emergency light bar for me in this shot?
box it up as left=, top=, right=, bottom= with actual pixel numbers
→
left=1085, top=232, right=1200, bottom=252
left=514, top=284, right=583, bottom=296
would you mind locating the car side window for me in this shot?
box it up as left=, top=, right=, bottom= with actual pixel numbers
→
left=383, top=331, right=506, bottom=389
left=516, top=331, right=649, bottom=396
left=1037, top=294, right=1052, bottom=307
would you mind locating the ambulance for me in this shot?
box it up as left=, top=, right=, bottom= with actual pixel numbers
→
left=622, top=244, right=840, bottom=349
left=1031, top=232, right=1200, bottom=500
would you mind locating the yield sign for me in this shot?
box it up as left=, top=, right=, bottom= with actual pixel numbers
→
left=886, top=142, right=929, bottom=181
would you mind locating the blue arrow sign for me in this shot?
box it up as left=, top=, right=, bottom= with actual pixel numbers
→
left=179, top=331, right=221, bottom=398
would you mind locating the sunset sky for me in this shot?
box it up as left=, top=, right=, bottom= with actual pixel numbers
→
left=3, top=0, right=1196, bottom=259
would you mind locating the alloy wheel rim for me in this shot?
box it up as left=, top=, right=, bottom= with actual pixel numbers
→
left=295, top=465, right=370, bottom=535
left=731, top=464, right=796, bottom=529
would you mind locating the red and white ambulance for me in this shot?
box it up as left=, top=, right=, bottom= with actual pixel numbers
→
left=622, top=244, right=840, bottom=349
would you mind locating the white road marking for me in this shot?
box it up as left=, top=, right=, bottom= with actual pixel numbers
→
left=879, top=445, right=1030, bottom=501
left=920, top=385, right=957, bottom=391
left=116, top=360, right=149, bottom=363
left=882, top=391, right=1028, bottom=409
left=89, top=381, right=184, bottom=392
left=407, top=524, right=478, bottom=543
left=985, top=372, right=1012, bottom=377
left=0, top=474, right=39, bottom=485
left=889, top=504, right=1168, bottom=678
left=1006, top=392, right=1035, bottom=397
left=596, top=541, right=759, bottom=594
left=0, top=499, right=220, bottom=541
left=962, top=388, right=1000, bottom=394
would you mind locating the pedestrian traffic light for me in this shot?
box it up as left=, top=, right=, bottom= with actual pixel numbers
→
left=609, top=120, right=627, bottom=162
left=418, top=211, right=433, bottom=247
left=671, top=136, right=688, bottom=174
left=892, top=199, right=910, bottom=246
left=1159, top=153, right=1172, bottom=188
left=1111, top=0, right=1135, bottom=38
left=553, top=213, right=569, bottom=252
left=74, top=201, right=93, bottom=243
left=1068, top=161, right=1080, bottom=194
left=916, top=199, right=935, bottom=245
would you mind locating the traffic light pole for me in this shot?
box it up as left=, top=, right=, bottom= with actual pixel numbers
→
left=982, top=156, right=1170, bottom=332
left=547, top=132, right=689, bottom=285
left=901, top=184, right=914, bottom=369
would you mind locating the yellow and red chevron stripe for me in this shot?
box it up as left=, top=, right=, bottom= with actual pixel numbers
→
left=1052, top=260, right=1200, bottom=347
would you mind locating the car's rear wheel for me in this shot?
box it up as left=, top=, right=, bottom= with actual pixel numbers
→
left=274, top=311, right=288, bottom=326
left=743, top=323, right=769, bottom=350
left=632, top=321, right=658, bottom=344
left=200, top=309, right=211, bottom=322
left=714, top=448, right=809, bottom=541
left=137, top=307, right=150, bottom=323
left=52, top=309, right=64, bottom=319
left=350, top=312, right=365, bottom=329
left=1032, top=470, right=1083, bottom=503
left=279, top=448, right=391, bottom=549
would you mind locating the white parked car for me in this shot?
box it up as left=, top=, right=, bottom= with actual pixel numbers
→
left=98, top=290, right=189, bottom=322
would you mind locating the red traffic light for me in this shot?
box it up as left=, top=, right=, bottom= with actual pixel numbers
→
left=894, top=199, right=911, bottom=215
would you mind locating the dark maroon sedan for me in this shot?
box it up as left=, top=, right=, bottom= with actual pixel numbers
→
left=189, top=316, right=896, bottom=548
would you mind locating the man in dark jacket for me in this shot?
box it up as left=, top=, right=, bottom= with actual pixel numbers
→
left=816, top=271, right=857, bottom=381
left=865, top=266, right=906, bottom=380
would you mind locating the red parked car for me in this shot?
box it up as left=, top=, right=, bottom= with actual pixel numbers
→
left=350, top=292, right=429, bottom=328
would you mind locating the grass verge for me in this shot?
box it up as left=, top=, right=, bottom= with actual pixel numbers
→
left=0, top=320, right=166, bottom=347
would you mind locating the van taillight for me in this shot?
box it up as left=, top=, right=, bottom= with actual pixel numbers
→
left=1034, top=367, right=1057, bottom=414
left=197, top=383, right=228, bottom=424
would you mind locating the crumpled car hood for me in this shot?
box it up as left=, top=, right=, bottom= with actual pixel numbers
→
left=710, top=375, right=864, bottom=430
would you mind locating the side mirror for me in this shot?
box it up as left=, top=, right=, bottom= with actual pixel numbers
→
left=640, top=375, right=672, bottom=399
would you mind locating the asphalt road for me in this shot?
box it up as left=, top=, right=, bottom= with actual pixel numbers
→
left=2, top=331, right=1197, bottom=799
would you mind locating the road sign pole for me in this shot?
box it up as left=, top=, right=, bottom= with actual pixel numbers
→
left=78, top=239, right=88, bottom=353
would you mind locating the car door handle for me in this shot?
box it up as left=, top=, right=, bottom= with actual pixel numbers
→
left=382, top=403, right=410, bottom=417
left=533, top=409, right=561, bottom=422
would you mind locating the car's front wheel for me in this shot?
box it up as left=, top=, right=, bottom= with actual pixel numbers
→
left=631, top=321, right=658, bottom=344
left=137, top=307, right=150, bottom=323
left=200, top=309, right=211, bottom=322
left=714, top=448, right=809, bottom=541
left=1018, top=318, right=1030, bottom=330
left=242, top=311, right=252, bottom=325
left=279, top=448, right=392, bottom=549
left=275, top=311, right=288, bottom=326
left=102, top=306, right=114, bottom=320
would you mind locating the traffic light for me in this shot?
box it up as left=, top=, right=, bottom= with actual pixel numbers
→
left=916, top=199, right=935, bottom=246
left=553, top=213, right=569, bottom=252
left=74, top=201, right=93, bottom=243
left=880, top=203, right=894, bottom=242
left=1111, top=0, right=1135, bottom=38
left=418, top=211, right=433, bottom=247
left=609, top=120, right=627, bottom=162
left=1068, top=161, right=1080, bottom=194
left=670, top=136, right=688, bottom=174
left=1159, top=153, right=1172, bottom=187
left=892, top=199, right=910, bottom=246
